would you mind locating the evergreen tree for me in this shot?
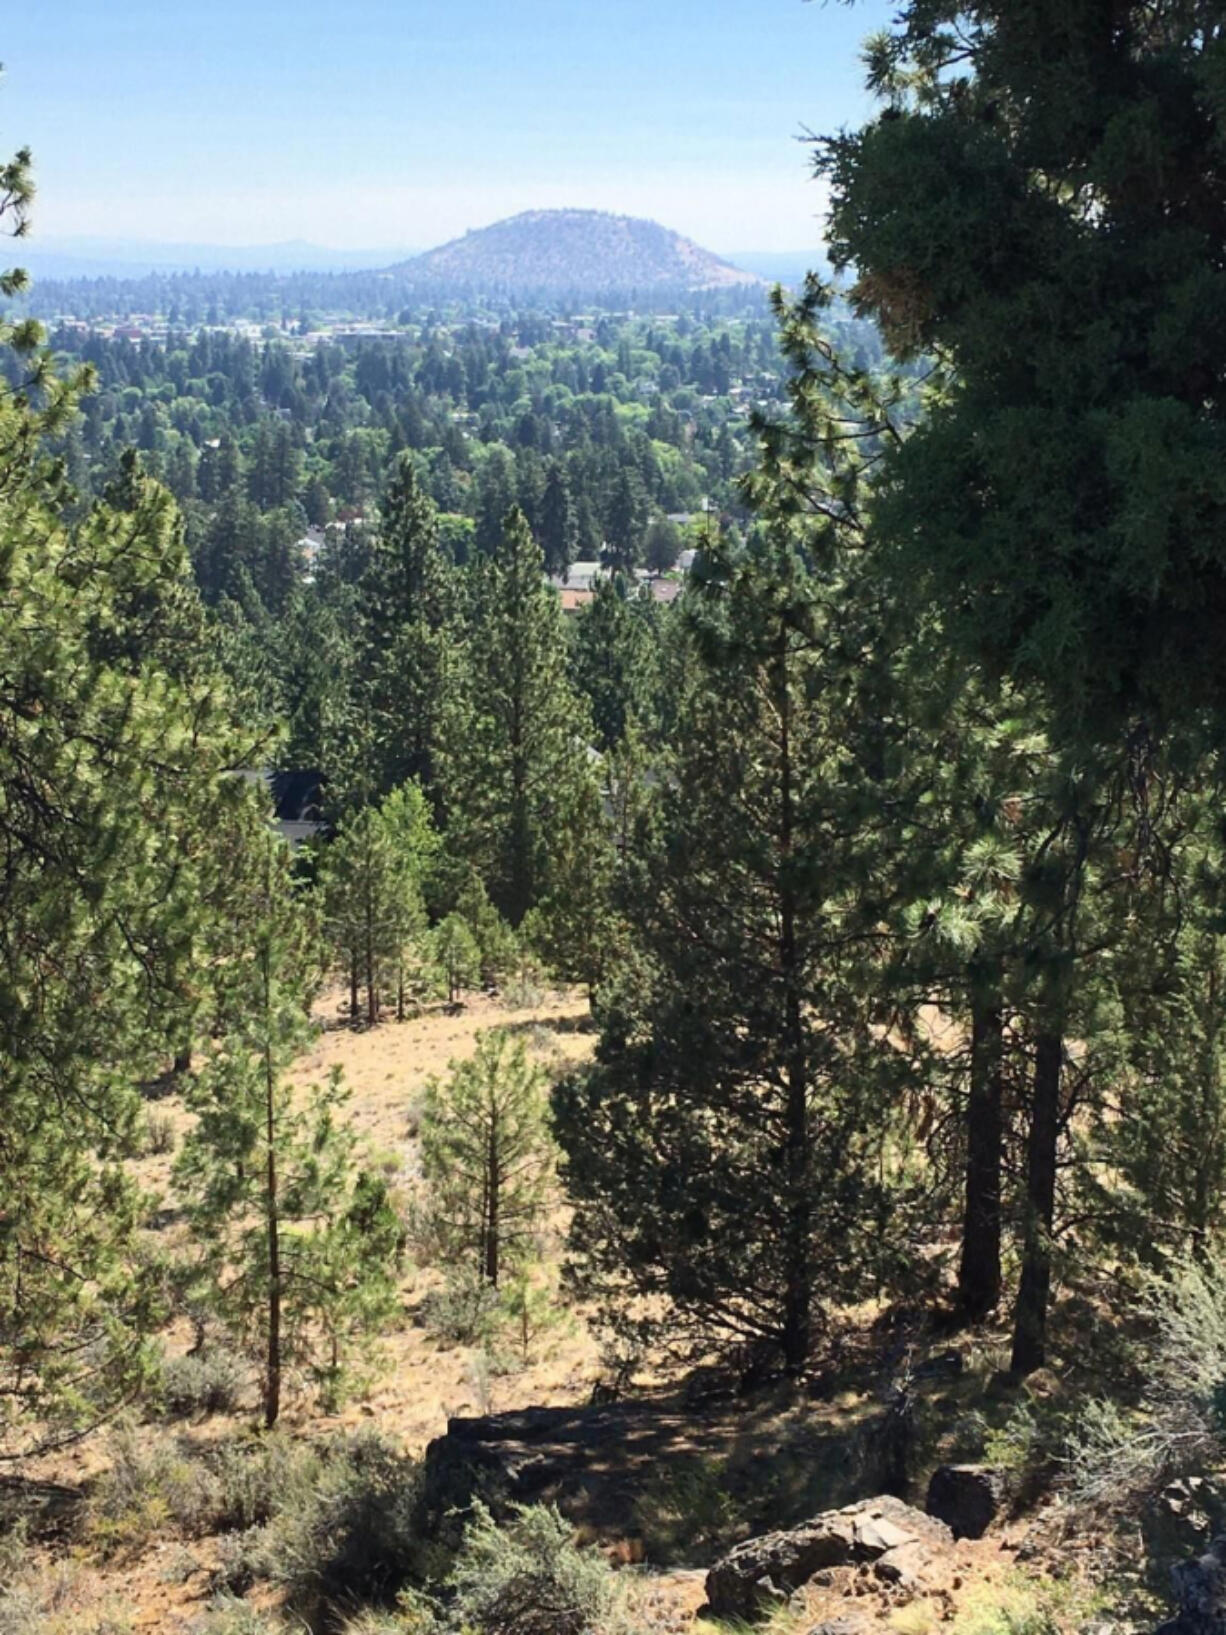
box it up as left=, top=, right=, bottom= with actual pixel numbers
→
left=556, top=537, right=914, bottom=1371
left=602, top=468, right=647, bottom=573
left=440, top=507, right=600, bottom=926
left=418, top=1030, right=554, bottom=1287
left=539, top=461, right=577, bottom=578
left=177, top=833, right=399, bottom=1424
left=321, top=796, right=429, bottom=1026
left=0, top=173, right=271, bottom=1447
left=434, top=912, right=482, bottom=1004
left=818, top=0, right=1226, bottom=746
left=569, top=576, right=661, bottom=752
left=355, top=455, right=456, bottom=801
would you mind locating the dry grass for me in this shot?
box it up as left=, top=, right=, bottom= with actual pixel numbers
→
left=7, top=987, right=1121, bottom=1634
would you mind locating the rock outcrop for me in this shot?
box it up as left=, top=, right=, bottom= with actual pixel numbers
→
left=1158, top=1536, right=1226, bottom=1635
left=926, top=1465, right=1007, bottom=1540
left=704, top=1496, right=952, bottom=1622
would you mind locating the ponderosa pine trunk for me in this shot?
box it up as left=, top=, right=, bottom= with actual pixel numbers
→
left=1010, top=1028, right=1062, bottom=1375
left=1191, top=951, right=1221, bottom=1264
left=776, top=631, right=812, bottom=1375
left=485, top=1100, right=500, bottom=1286
left=365, top=878, right=379, bottom=1026
left=262, top=954, right=282, bottom=1429
left=349, top=953, right=360, bottom=1025
left=958, top=982, right=1004, bottom=1321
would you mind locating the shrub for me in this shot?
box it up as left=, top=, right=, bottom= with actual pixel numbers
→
left=88, top=1421, right=221, bottom=1557
left=257, top=1430, right=426, bottom=1617
left=1067, top=1255, right=1226, bottom=1504
left=0, top=1562, right=129, bottom=1635
left=418, top=1270, right=503, bottom=1348
left=161, top=1347, right=246, bottom=1418
left=142, top=1109, right=177, bottom=1156
left=449, top=1502, right=625, bottom=1635
left=204, top=1433, right=322, bottom=1532
left=209, top=1527, right=271, bottom=1596
left=501, top=956, right=549, bottom=1012
left=190, top=1599, right=283, bottom=1635
left=632, top=1454, right=741, bottom=1565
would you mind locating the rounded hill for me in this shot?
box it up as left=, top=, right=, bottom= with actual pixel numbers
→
left=388, top=209, right=763, bottom=294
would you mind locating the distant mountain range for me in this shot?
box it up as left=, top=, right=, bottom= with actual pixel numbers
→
left=386, top=210, right=764, bottom=294
left=18, top=237, right=421, bottom=279
left=15, top=214, right=824, bottom=301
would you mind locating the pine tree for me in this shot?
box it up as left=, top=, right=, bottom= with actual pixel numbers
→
left=603, top=469, right=647, bottom=573
left=176, top=832, right=399, bottom=1425
left=555, top=537, right=914, bottom=1372
left=434, top=913, right=482, bottom=1004
left=539, top=461, right=577, bottom=578
left=818, top=1, right=1226, bottom=747
left=0, top=159, right=287, bottom=1451
left=418, top=1030, right=554, bottom=1287
left=569, top=576, right=661, bottom=752
left=321, top=796, right=429, bottom=1026
left=0, top=164, right=272, bottom=1447
left=356, top=455, right=456, bottom=801
left=440, top=507, right=600, bottom=926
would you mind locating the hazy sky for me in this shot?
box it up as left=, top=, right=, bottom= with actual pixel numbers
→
left=5, top=1, right=897, bottom=254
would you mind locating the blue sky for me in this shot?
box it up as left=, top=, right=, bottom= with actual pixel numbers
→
left=5, top=1, right=897, bottom=253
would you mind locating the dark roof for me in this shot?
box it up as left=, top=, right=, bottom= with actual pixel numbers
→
left=235, top=770, right=328, bottom=846
left=264, top=769, right=326, bottom=823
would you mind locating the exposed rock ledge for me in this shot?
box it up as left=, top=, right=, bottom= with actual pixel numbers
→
left=704, top=1496, right=953, bottom=1623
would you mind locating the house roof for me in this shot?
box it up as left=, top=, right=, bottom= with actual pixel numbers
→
left=559, top=587, right=596, bottom=613
left=235, top=769, right=329, bottom=846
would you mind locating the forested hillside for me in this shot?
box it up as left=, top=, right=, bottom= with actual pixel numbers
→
left=5, top=5, right=1226, bottom=1635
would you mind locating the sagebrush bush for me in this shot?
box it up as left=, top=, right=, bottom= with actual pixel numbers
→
left=204, top=1433, right=323, bottom=1532
left=88, top=1423, right=327, bottom=1562
left=1067, top=1254, right=1226, bottom=1504
left=161, top=1347, right=246, bottom=1419
left=191, top=1598, right=282, bottom=1635
left=418, top=1270, right=503, bottom=1348
left=255, top=1429, right=426, bottom=1617
left=142, top=1109, right=177, bottom=1156
left=88, top=1421, right=221, bottom=1557
left=449, top=1502, right=625, bottom=1635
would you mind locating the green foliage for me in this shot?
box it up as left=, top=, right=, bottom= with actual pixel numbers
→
left=1068, top=1255, right=1226, bottom=1504
left=556, top=535, right=916, bottom=1371
left=439, top=507, right=603, bottom=926
left=158, top=1346, right=245, bottom=1419
left=0, top=180, right=268, bottom=1452
left=632, top=1454, right=741, bottom=1566
left=417, top=1030, right=555, bottom=1287
left=88, top=1421, right=222, bottom=1559
left=569, top=577, right=661, bottom=754
left=321, top=792, right=432, bottom=1025
left=455, top=874, right=522, bottom=988
left=449, top=1501, right=625, bottom=1635
left=176, top=834, right=400, bottom=1425
left=433, top=912, right=482, bottom=1003
left=250, top=1429, right=426, bottom=1619
left=418, top=1269, right=504, bottom=1349
left=819, top=0, right=1226, bottom=744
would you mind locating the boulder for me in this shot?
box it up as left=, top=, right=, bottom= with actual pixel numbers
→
left=704, top=1496, right=951, bottom=1622
left=1145, top=1482, right=1226, bottom=1581
left=1161, top=1536, right=1226, bottom=1635
left=926, top=1465, right=1007, bottom=1540
left=874, top=1540, right=933, bottom=1592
